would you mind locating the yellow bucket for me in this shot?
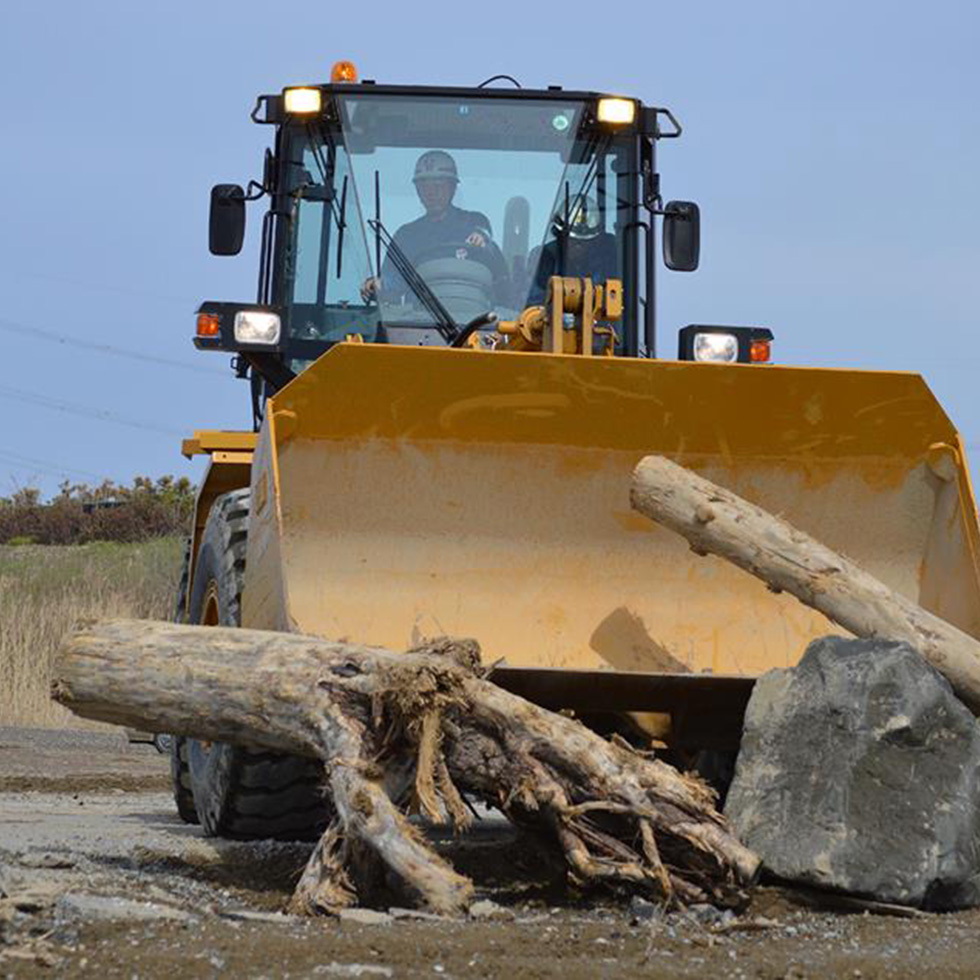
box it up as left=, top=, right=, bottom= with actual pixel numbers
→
left=242, top=343, right=980, bottom=686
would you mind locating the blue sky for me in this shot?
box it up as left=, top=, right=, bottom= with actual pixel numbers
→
left=0, top=0, right=977, bottom=495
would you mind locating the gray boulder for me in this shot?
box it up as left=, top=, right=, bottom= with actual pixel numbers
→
left=724, top=635, right=980, bottom=909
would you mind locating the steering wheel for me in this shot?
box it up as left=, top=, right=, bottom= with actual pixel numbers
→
left=411, top=239, right=506, bottom=277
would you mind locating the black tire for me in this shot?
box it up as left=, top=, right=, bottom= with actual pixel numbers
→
left=184, top=488, right=328, bottom=841
left=170, top=539, right=198, bottom=824
left=171, top=735, right=198, bottom=824
left=694, top=749, right=739, bottom=804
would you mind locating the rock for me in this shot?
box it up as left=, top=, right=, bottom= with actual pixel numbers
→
left=389, top=907, right=446, bottom=922
left=468, top=899, right=513, bottom=922
left=628, top=895, right=659, bottom=924
left=18, top=853, right=75, bottom=870
left=312, top=965, right=393, bottom=978
left=684, top=903, right=734, bottom=928
left=217, top=908, right=297, bottom=925
left=725, top=637, right=980, bottom=910
left=5, top=880, right=63, bottom=913
left=57, top=894, right=196, bottom=923
left=0, top=864, right=14, bottom=899
left=12, top=890, right=58, bottom=913
left=338, top=908, right=393, bottom=926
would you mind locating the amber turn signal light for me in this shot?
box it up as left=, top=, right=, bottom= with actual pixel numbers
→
left=750, top=339, right=771, bottom=363
left=196, top=313, right=220, bottom=337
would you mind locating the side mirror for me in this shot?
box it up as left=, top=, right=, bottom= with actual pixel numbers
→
left=663, top=200, right=700, bottom=272
left=209, top=184, right=246, bottom=256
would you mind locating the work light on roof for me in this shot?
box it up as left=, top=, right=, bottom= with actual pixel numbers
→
left=597, top=97, right=636, bottom=125
left=284, top=87, right=322, bottom=114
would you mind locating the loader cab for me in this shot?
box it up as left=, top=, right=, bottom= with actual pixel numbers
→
left=277, top=91, right=641, bottom=361
left=198, top=80, right=698, bottom=394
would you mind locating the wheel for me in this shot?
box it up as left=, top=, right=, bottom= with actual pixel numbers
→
left=693, top=749, right=739, bottom=804
left=170, top=734, right=198, bottom=823
left=169, top=539, right=198, bottom=824
left=183, top=488, right=328, bottom=840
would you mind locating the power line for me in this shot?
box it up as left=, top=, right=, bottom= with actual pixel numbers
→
left=0, top=317, right=227, bottom=376
left=0, top=384, right=184, bottom=437
left=0, top=447, right=201, bottom=489
left=0, top=448, right=108, bottom=482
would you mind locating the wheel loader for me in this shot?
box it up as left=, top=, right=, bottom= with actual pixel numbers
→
left=173, top=62, right=980, bottom=838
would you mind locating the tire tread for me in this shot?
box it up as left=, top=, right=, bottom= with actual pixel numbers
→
left=186, top=489, right=329, bottom=841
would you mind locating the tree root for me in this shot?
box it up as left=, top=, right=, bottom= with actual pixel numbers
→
left=52, top=619, right=759, bottom=916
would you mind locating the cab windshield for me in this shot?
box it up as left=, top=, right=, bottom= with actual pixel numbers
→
left=278, top=93, right=636, bottom=349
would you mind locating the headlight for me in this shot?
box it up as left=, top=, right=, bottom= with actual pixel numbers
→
left=234, top=310, right=281, bottom=345
left=693, top=331, right=738, bottom=363
left=677, top=324, right=775, bottom=363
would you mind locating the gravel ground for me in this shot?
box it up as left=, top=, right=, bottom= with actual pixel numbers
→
left=1, top=726, right=979, bottom=979
left=0, top=728, right=169, bottom=793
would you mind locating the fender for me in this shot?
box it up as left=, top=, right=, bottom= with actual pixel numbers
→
left=180, top=430, right=256, bottom=613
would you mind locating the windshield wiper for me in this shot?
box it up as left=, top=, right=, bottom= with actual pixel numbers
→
left=335, top=175, right=348, bottom=279
left=367, top=220, right=497, bottom=348
left=367, top=218, right=460, bottom=345
left=554, top=133, right=611, bottom=275
left=305, top=122, right=333, bottom=187
left=303, top=123, right=349, bottom=281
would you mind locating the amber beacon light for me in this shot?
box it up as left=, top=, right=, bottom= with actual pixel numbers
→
left=331, top=61, right=358, bottom=83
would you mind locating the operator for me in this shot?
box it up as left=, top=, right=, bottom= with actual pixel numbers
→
left=526, top=195, right=619, bottom=305
left=362, top=150, right=507, bottom=302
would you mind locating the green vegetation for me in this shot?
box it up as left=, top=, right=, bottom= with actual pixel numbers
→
left=0, top=476, right=195, bottom=545
left=0, top=537, right=184, bottom=727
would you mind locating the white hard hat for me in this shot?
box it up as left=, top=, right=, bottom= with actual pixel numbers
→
left=413, top=150, right=459, bottom=184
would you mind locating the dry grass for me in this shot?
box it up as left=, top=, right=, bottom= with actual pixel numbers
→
left=0, top=537, right=183, bottom=728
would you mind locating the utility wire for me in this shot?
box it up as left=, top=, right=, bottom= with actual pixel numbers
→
left=0, top=448, right=109, bottom=482
left=0, top=318, right=227, bottom=376
left=0, top=384, right=184, bottom=437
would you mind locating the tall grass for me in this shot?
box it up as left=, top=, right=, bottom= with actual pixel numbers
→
left=0, top=537, right=184, bottom=728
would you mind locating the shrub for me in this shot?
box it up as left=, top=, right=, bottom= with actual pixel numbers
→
left=0, top=476, right=195, bottom=545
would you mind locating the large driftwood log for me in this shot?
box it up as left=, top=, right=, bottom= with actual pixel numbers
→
left=630, top=455, right=980, bottom=713
left=52, top=620, right=758, bottom=915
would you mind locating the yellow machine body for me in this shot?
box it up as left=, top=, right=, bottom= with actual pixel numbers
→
left=236, top=342, right=980, bottom=723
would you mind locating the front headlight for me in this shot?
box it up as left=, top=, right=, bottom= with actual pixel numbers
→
left=693, top=331, right=738, bottom=363
left=234, top=310, right=281, bottom=345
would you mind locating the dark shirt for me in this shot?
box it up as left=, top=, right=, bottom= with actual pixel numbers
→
left=380, top=206, right=503, bottom=300
left=527, top=233, right=620, bottom=305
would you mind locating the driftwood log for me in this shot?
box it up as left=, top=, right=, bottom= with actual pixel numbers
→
left=52, top=620, right=759, bottom=915
left=630, top=454, right=980, bottom=714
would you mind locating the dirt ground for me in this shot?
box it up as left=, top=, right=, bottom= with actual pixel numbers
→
left=1, top=727, right=978, bottom=979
